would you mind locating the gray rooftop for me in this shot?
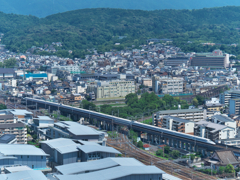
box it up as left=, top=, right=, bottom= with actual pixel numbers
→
left=56, top=157, right=144, bottom=175
left=0, top=144, right=49, bottom=156
left=40, top=138, right=78, bottom=154
left=55, top=166, right=164, bottom=180
left=5, top=166, right=32, bottom=173
left=195, top=121, right=228, bottom=133
left=54, top=121, right=102, bottom=136
left=163, top=116, right=192, bottom=123
left=77, top=145, right=121, bottom=154
left=0, top=170, right=47, bottom=180
left=158, top=108, right=203, bottom=114
left=212, top=115, right=234, bottom=122
left=35, top=116, right=54, bottom=121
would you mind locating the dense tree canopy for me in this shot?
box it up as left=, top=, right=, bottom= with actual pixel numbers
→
left=2, top=7, right=240, bottom=57
left=96, top=92, right=190, bottom=119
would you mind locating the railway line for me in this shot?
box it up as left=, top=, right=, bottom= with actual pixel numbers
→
left=107, top=134, right=217, bottom=180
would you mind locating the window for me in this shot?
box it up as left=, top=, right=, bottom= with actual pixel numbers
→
left=27, top=156, right=29, bottom=158
left=41, top=156, right=43, bottom=159
left=32, top=165, right=34, bottom=169
left=21, top=156, right=23, bottom=159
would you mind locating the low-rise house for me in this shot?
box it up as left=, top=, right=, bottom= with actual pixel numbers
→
left=204, top=150, right=240, bottom=170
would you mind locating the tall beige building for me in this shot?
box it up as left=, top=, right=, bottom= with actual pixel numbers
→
left=88, top=80, right=135, bottom=100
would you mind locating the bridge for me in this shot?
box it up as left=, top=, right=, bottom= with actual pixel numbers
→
left=25, top=97, right=240, bottom=156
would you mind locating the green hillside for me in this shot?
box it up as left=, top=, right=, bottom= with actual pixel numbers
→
left=2, top=0, right=240, bottom=17
left=2, top=7, right=240, bottom=58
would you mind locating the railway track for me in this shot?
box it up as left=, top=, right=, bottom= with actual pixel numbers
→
left=107, top=134, right=217, bottom=180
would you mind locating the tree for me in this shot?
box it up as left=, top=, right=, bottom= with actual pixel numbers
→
left=0, top=104, right=7, bottom=110
left=156, top=149, right=163, bottom=157
left=4, top=58, right=17, bottom=68
left=81, top=100, right=96, bottom=110
left=193, top=98, right=198, bottom=107
left=164, top=146, right=170, bottom=154
left=171, top=150, right=180, bottom=159
left=225, top=164, right=235, bottom=173
left=218, top=166, right=225, bottom=174
left=137, top=141, right=143, bottom=148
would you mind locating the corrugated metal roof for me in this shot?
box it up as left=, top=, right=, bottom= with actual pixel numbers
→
left=55, top=166, right=165, bottom=180
left=40, top=138, right=78, bottom=154
left=56, top=157, right=144, bottom=175
left=0, top=170, right=47, bottom=180
left=5, top=166, right=32, bottom=173
left=55, top=121, right=102, bottom=136
left=77, top=145, right=121, bottom=154
left=0, top=144, right=49, bottom=156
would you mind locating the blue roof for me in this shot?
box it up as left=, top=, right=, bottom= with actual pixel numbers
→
left=20, top=73, right=47, bottom=78
left=0, top=170, right=47, bottom=180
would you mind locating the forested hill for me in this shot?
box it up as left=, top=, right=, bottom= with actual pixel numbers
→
left=2, top=0, right=240, bottom=17
left=3, top=7, right=240, bottom=58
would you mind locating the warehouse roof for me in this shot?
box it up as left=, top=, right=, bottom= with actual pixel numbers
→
left=56, top=157, right=145, bottom=175
left=40, top=138, right=78, bottom=154
left=0, top=144, right=49, bottom=156
left=77, top=145, right=121, bottom=154
left=54, top=121, right=102, bottom=136
left=0, top=170, right=47, bottom=180
left=55, top=166, right=164, bottom=180
left=5, top=166, right=32, bottom=173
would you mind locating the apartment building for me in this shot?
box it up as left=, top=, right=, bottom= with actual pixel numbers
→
left=194, top=121, right=235, bottom=142
left=153, top=109, right=207, bottom=124
left=164, top=57, right=190, bottom=66
left=156, top=116, right=194, bottom=135
left=152, top=77, right=183, bottom=94
left=229, top=98, right=240, bottom=115
left=0, top=122, right=27, bottom=144
left=207, top=114, right=236, bottom=132
left=88, top=80, right=135, bottom=100
left=190, top=50, right=229, bottom=68
left=220, top=90, right=240, bottom=105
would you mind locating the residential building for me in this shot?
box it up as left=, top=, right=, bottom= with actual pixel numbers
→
left=46, top=121, right=105, bottom=142
left=40, top=138, right=120, bottom=166
left=164, top=57, right=189, bottom=66
left=152, top=77, right=183, bottom=94
left=207, top=114, right=237, bottom=133
left=194, top=121, right=236, bottom=142
left=156, top=116, right=195, bottom=135
left=0, top=123, right=27, bottom=144
left=51, top=157, right=165, bottom=180
left=153, top=109, right=207, bottom=123
left=142, top=78, right=152, bottom=87
left=229, top=98, right=240, bottom=115
left=70, top=93, right=82, bottom=101
left=220, top=90, right=240, bottom=105
left=0, top=144, right=49, bottom=169
left=88, top=80, right=135, bottom=100
left=205, top=98, right=223, bottom=112
left=0, top=68, right=15, bottom=80
left=190, top=50, right=230, bottom=68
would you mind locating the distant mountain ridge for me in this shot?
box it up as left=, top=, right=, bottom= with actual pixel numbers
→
left=2, top=0, right=240, bottom=17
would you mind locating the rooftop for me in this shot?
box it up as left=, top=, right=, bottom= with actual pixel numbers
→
left=195, top=121, right=228, bottom=132
left=54, top=121, right=102, bottom=136
left=55, top=166, right=164, bottom=180
left=0, top=134, right=16, bottom=144
left=158, top=108, right=203, bottom=114
left=35, top=116, right=54, bottom=121
left=77, top=145, right=121, bottom=154
left=163, top=115, right=192, bottom=123
left=0, top=170, right=47, bottom=180
left=0, top=144, right=49, bottom=156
